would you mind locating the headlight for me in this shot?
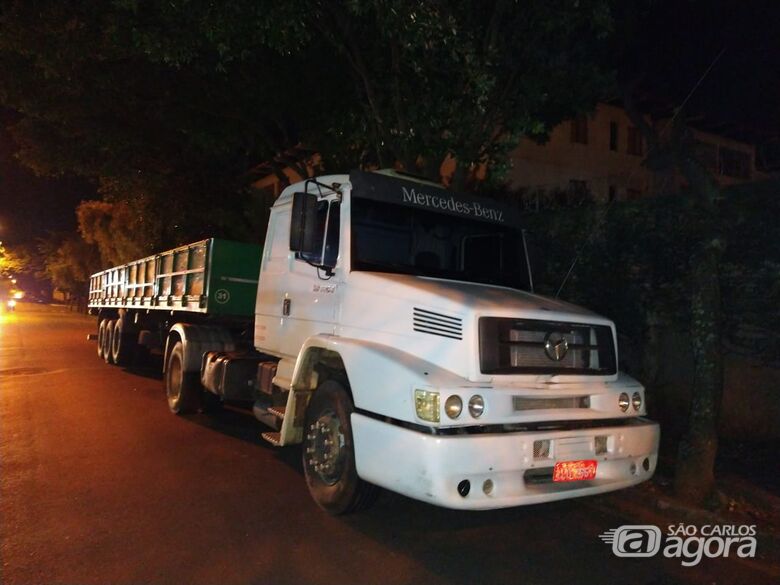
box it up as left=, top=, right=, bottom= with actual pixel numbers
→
left=415, top=389, right=440, bottom=422
left=7, top=299, right=16, bottom=308
left=444, top=395, right=462, bottom=419
left=13, top=291, right=23, bottom=299
left=618, top=392, right=630, bottom=412
left=632, top=391, right=642, bottom=412
left=468, top=395, right=485, bottom=418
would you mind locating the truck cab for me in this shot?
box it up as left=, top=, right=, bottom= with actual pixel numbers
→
left=252, top=169, right=659, bottom=512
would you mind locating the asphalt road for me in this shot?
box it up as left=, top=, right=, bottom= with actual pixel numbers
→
left=0, top=303, right=772, bottom=585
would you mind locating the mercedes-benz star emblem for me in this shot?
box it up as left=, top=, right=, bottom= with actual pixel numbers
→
left=544, top=332, right=569, bottom=361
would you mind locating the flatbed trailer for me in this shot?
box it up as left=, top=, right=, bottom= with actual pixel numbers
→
left=88, top=238, right=261, bottom=316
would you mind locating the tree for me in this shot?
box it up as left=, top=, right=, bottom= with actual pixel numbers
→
left=38, top=233, right=101, bottom=307
left=623, top=93, right=724, bottom=505
left=0, top=241, right=28, bottom=276
left=0, top=1, right=614, bottom=215
left=302, top=1, right=614, bottom=187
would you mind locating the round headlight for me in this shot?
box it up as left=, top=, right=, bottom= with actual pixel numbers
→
left=632, top=391, right=642, bottom=412
left=618, top=392, right=630, bottom=412
left=468, top=395, right=485, bottom=418
left=444, top=395, right=463, bottom=419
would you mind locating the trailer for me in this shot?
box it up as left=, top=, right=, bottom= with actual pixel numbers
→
left=89, top=169, right=659, bottom=514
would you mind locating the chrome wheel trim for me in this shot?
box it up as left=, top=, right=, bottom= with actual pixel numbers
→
left=305, top=409, right=346, bottom=486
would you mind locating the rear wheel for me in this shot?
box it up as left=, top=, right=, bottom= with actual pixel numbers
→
left=102, top=319, right=116, bottom=364
left=110, top=315, right=136, bottom=366
left=97, top=318, right=107, bottom=359
left=302, top=380, right=379, bottom=514
left=165, top=341, right=201, bottom=414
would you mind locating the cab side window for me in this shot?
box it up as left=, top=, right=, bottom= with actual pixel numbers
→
left=296, top=200, right=340, bottom=267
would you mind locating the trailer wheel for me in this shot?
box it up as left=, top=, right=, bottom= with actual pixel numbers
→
left=102, top=319, right=116, bottom=364
left=97, top=318, right=107, bottom=360
left=111, top=315, right=136, bottom=366
left=302, top=380, right=379, bottom=514
left=165, top=341, right=201, bottom=414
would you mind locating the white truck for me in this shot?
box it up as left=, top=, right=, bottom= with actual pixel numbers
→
left=88, top=169, right=659, bottom=514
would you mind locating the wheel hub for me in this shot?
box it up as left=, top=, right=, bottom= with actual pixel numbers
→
left=305, top=410, right=346, bottom=485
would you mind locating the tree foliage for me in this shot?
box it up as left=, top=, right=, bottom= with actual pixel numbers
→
left=0, top=241, right=28, bottom=276
left=0, top=0, right=614, bottom=253
left=37, top=233, right=101, bottom=296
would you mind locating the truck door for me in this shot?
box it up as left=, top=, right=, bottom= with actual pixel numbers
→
left=255, top=197, right=342, bottom=357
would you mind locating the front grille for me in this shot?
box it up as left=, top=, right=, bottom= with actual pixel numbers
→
left=479, top=318, right=616, bottom=375
left=413, top=308, right=462, bottom=340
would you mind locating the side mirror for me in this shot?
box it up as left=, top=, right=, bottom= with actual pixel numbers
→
left=290, top=192, right=320, bottom=255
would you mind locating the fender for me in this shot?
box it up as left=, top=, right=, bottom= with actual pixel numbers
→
left=163, top=323, right=236, bottom=374
left=292, top=334, right=467, bottom=424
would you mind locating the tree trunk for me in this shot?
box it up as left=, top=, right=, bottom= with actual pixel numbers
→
left=674, top=239, right=723, bottom=504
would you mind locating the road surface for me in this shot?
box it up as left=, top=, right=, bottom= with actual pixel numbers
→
left=0, top=303, right=773, bottom=584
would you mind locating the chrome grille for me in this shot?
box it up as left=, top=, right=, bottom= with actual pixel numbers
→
left=479, top=318, right=616, bottom=375
left=413, top=308, right=462, bottom=340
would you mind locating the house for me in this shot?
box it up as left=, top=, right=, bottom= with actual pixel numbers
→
left=504, top=102, right=762, bottom=204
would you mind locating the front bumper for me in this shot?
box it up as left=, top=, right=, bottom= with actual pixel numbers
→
left=352, top=414, right=659, bottom=510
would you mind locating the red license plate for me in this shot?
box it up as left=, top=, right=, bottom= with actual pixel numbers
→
left=553, top=460, right=598, bottom=482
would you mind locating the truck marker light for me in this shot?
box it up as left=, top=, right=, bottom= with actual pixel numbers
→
left=631, top=391, right=642, bottom=412
left=618, top=392, right=630, bottom=412
left=414, top=389, right=440, bottom=423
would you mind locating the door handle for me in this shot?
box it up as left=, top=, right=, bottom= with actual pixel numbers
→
left=282, top=298, right=291, bottom=316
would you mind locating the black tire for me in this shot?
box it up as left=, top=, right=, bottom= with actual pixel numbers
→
left=302, top=380, right=379, bottom=515
left=97, top=318, right=107, bottom=360
left=110, top=315, right=136, bottom=366
left=165, top=341, right=201, bottom=414
left=102, top=319, right=116, bottom=364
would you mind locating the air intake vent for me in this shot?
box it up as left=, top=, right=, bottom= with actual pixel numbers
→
left=413, top=308, right=462, bottom=340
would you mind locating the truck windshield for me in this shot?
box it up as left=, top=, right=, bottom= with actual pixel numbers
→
left=351, top=197, right=531, bottom=290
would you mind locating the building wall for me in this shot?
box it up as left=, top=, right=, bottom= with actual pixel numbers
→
left=505, top=103, right=759, bottom=202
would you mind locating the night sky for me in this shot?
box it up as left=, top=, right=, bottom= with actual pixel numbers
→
left=0, top=109, right=94, bottom=246
left=0, top=0, right=778, bottom=247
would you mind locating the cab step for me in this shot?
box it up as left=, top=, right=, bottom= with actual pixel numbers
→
left=267, top=405, right=286, bottom=419
left=261, top=432, right=282, bottom=446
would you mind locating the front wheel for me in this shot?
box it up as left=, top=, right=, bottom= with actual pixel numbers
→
left=302, top=380, right=379, bottom=515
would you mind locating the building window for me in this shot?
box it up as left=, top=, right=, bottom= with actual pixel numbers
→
left=627, top=126, right=643, bottom=156
left=608, top=185, right=617, bottom=202
left=719, top=147, right=751, bottom=179
left=570, top=115, right=589, bottom=144
left=609, top=122, right=618, bottom=151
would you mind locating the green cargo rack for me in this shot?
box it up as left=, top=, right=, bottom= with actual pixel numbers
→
left=88, top=239, right=262, bottom=317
